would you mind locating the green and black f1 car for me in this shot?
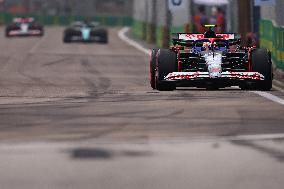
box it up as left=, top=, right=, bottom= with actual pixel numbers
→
left=63, top=21, right=108, bottom=43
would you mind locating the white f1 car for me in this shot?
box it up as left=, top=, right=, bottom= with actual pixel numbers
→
left=6, top=17, right=44, bottom=37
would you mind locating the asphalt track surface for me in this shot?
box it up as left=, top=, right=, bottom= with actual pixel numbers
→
left=0, top=27, right=284, bottom=189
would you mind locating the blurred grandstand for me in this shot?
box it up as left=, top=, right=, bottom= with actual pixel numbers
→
left=0, top=0, right=133, bottom=26
left=0, top=0, right=133, bottom=16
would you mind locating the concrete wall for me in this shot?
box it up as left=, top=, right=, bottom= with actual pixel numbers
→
left=133, top=0, right=189, bottom=26
left=156, top=0, right=167, bottom=27
left=133, top=0, right=167, bottom=25
left=171, top=1, right=190, bottom=27
left=132, top=0, right=191, bottom=47
left=260, top=0, right=284, bottom=26
left=133, top=0, right=147, bottom=21
left=227, top=0, right=239, bottom=33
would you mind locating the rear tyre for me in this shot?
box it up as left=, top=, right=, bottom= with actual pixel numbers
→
left=251, top=48, right=272, bottom=91
left=156, top=49, right=177, bottom=91
left=150, top=49, right=158, bottom=89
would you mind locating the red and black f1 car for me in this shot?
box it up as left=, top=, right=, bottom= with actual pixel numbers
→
left=5, top=17, right=44, bottom=37
left=150, top=25, right=273, bottom=91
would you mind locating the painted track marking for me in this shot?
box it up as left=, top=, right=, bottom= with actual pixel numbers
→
left=118, top=27, right=151, bottom=55
left=273, top=85, right=284, bottom=93
left=118, top=27, right=284, bottom=106
left=252, top=91, right=284, bottom=105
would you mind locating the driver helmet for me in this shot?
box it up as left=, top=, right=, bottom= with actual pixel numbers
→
left=204, top=27, right=217, bottom=38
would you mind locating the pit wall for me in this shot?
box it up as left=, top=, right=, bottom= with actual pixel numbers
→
left=260, top=19, right=284, bottom=70
left=0, top=13, right=133, bottom=26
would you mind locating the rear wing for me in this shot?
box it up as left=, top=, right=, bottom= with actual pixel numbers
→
left=13, top=17, right=34, bottom=23
left=177, top=33, right=236, bottom=40
left=172, top=33, right=241, bottom=46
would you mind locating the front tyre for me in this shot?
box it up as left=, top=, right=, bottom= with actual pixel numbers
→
left=94, top=29, right=108, bottom=43
left=100, top=32, right=108, bottom=43
left=150, top=49, right=158, bottom=89
left=251, top=48, right=272, bottom=91
left=5, top=29, right=11, bottom=38
left=39, top=28, right=44, bottom=37
left=156, top=49, right=177, bottom=91
left=63, top=34, right=71, bottom=43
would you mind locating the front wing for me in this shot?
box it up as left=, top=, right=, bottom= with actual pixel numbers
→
left=8, top=30, right=42, bottom=36
left=165, top=72, right=265, bottom=81
left=69, top=35, right=103, bottom=42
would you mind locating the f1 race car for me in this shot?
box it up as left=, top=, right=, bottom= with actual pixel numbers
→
left=63, top=21, right=108, bottom=43
left=150, top=25, right=273, bottom=91
left=6, top=17, right=44, bottom=37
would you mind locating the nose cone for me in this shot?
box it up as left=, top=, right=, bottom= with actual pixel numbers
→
left=21, top=24, right=29, bottom=33
left=204, top=52, right=222, bottom=78
left=208, top=69, right=222, bottom=78
left=81, top=27, right=91, bottom=41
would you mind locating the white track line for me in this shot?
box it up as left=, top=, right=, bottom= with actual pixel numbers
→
left=164, top=133, right=284, bottom=142
left=252, top=91, right=284, bottom=105
left=2, top=133, right=284, bottom=147
left=274, top=79, right=284, bottom=87
left=118, top=27, right=284, bottom=106
left=118, top=27, right=151, bottom=55
left=273, top=79, right=284, bottom=92
left=273, top=85, right=284, bottom=93
left=220, top=133, right=284, bottom=141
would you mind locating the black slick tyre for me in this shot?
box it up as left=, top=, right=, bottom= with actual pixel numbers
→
left=150, top=49, right=158, bottom=89
left=100, top=35, right=108, bottom=43
left=5, top=29, right=10, bottom=38
left=94, top=29, right=108, bottom=43
left=251, top=48, right=272, bottom=91
left=100, top=32, right=108, bottom=43
left=155, top=49, right=177, bottom=91
left=63, top=34, right=71, bottom=43
left=39, top=28, right=44, bottom=37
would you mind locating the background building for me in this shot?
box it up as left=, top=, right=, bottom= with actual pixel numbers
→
left=260, top=0, right=284, bottom=26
